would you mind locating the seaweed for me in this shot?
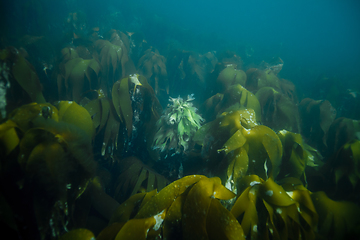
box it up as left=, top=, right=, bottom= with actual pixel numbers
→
left=194, top=109, right=282, bottom=190
left=256, top=87, right=300, bottom=133
left=0, top=47, right=46, bottom=104
left=113, top=156, right=170, bottom=204
left=216, top=64, right=247, bottom=92
left=137, top=47, right=168, bottom=96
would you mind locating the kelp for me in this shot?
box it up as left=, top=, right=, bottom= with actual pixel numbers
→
left=194, top=109, right=282, bottom=190
left=279, top=78, right=299, bottom=104
left=299, top=98, right=336, bottom=153
left=113, top=156, right=170, bottom=204
left=83, top=94, right=120, bottom=157
left=0, top=102, right=96, bottom=239
left=326, top=117, right=360, bottom=155
left=83, top=75, right=161, bottom=160
left=54, top=101, right=95, bottom=139
left=276, top=130, right=322, bottom=184
left=256, top=87, right=300, bottom=133
left=216, top=64, right=246, bottom=92
left=5, top=102, right=58, bottom=132
left=95, top=30, right=131, bottom=89
left=167, top=50, right=217, bottom=101
left=60, top=47, right=80, bottom=62
left=102, top=174, right=360, bottom=240
left=330, top=139, right=360, bottom=189
left=245, top=68, right=281, bottom=93
left=202, top=84, right=261, bottom=122
left=231, top=175, right=318, bottom=240
left=57, top=55, right=101, bottom=102
left=217, top=50, right=243, bottom=69
left=59, top=228, right=95, bottom=240
left=95, top=39, right=125, bottom=81
left=311, top=191, right=360, bottom=240
left=137, top=48, right=168, bottom=96
left=104, top=175, right=243, bottom=240
left=112, top=74, right=162, bottom=138
left=0, top=46, right=46, bottom=104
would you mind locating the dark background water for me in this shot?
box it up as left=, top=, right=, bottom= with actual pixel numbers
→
left=1, top=0, right=360, bottom=95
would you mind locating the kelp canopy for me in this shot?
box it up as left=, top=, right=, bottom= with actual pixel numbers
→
left=0, top=2, right=360, bottom=240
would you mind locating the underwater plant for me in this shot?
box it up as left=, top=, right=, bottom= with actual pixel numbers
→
left=194, top=109, right=282, bottom=193
left=62, top=57, right=100, bottom=102
left=95, top=30, right=133, bottom=86
left=245, top=68, right=281, bottom=93
left=231, top=175, right=318, bottom=240
left=276, top=130, right=323, bottom=184
left=83, top=91, right=120, bottom=158
left=326, top=117, right=360, bottom=156
left=98, top=175, right=243, bottom=240
left=82, top=74, right=162, bottom=160
left=112, top=74, right=162, bottom=139
left=216, top=64, right=247, bottom=92
left=255, top=87, right=300, bottom=133
left=57, top=47, right=101, bottom=102
left=0, top=46, right=46, bottom=106
left=311, top=191, right=360, bottom=240
left=112, top=156, right=170, bottom=204
left=0, top=102, right=96, bottom=239
left=137, top=47, right=168, bottom=96
left=167, top=50, right=217, bottom=102
left=298, top=98, right=336, bottom=154
left=201, top=84, right=261, bottom=122
left=329, top=139, right=360, bottom=190
left=217, top=50, right=243, bottom=69
left=152, top=94, right=203, bottom=155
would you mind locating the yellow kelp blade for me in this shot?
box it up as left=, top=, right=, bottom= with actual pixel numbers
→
left=182, top=178, right=215, bottom=240
left=135, top=175, right=206, bottom=219
left=231, top=186, right=259, bottom=238
left=0, top=120, right=20, bottom=155
left=245, top=125, right=283, bottom=179
left=8, top=103, right=59, bottom=132
left=56, top=101, right=95, bottom=139
left=69, top=59, right=100, bottom=102
left=163, top=194, right=185, bottom=239
left=206, top=199, right=245, bottom=240
left=259, top=178, right=295, bottom=207
left=97, top=223, right=125, bottom=240
left=227, top=148, right=249, bottom=190
left=18, top=128, right=57, bottom=168
left=59, top=229, right=95, bottom=240
left=219, top=129, right=247, bottom=154
left=109, top=192, right=146, bottom=224
left=114, top=215, right=159, bottom=240
left=8, top=47, right=46, bottom=103
left=212, top=177, right=237, bottom=200
left=112, top=77, right=132, bottom=137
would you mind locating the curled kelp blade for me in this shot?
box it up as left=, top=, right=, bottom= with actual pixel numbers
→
left=135, top=175, right=206, bottom=219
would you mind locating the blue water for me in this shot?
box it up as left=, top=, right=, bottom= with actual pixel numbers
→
left=3, top=1, right=360, bottom=85
left=138, top=0, right=360, bottom=89
left=1, top=0, right=359, bottom=108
